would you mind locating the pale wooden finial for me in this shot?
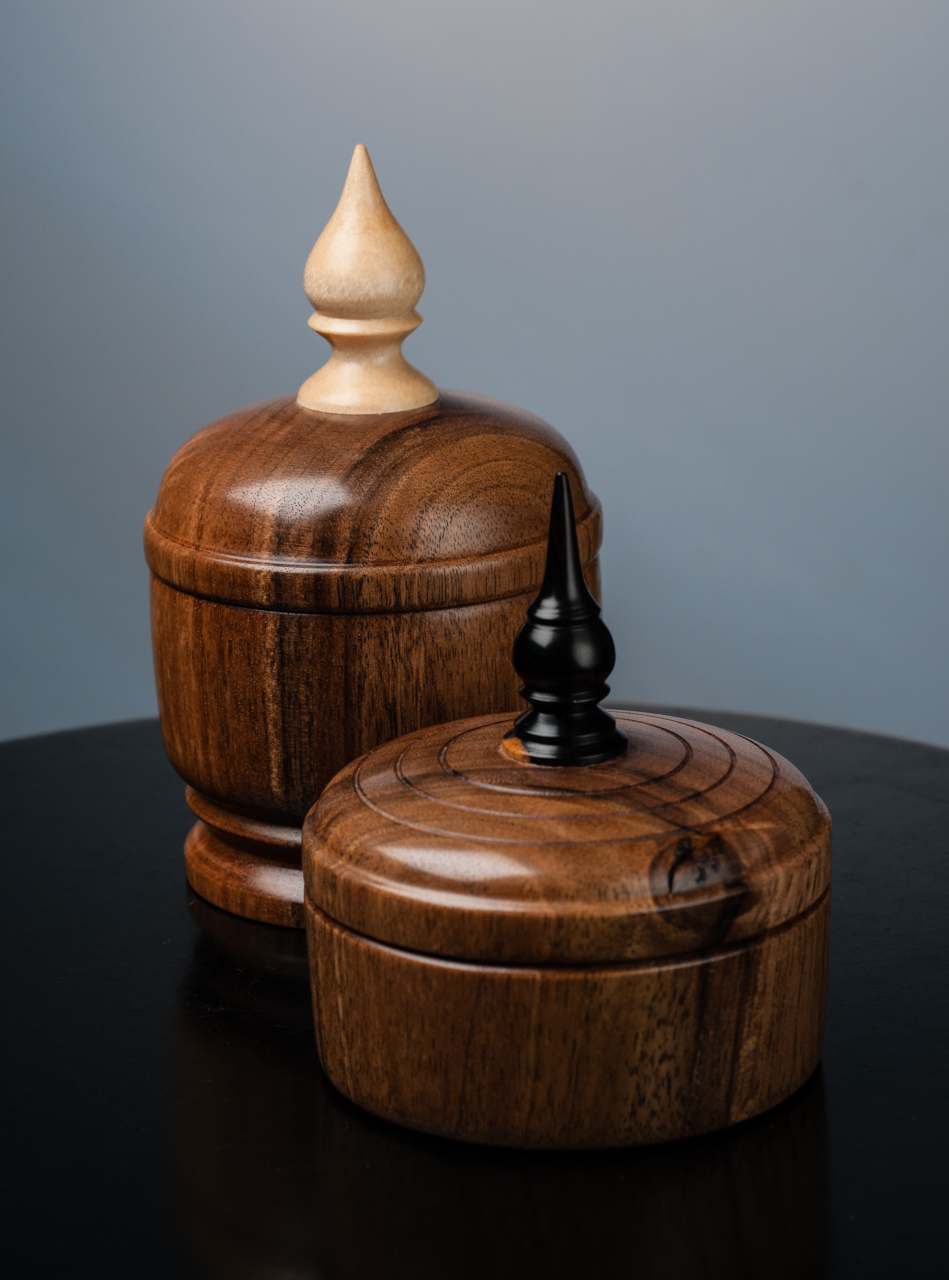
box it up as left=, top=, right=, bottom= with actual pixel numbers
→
left=297, top=145, right=438, bottom=415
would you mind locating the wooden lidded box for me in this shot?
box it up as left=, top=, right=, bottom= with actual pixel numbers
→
left=144, top=147, right=601, bottom=928
left=302, top=475, right=832, bottom=1148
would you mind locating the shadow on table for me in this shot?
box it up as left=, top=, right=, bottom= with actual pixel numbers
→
left=176, top=893, right=829, bottom=1280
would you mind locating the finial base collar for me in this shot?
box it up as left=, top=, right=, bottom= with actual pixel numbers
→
left=504, top=700, right=629, bottom=768
left=297, top=308, right=438, bottom=415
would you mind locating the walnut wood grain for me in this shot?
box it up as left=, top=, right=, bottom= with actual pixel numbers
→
left=302, top=708, right=832, bottom=1146
left=306, top=891, right=829, bottom=1149
left=146, top=391, right=601, bottom=926
left=185, top=822, right=306, bottom=929
left=304, top=711, right=831, bottom=963
left=177, top=898, right=827, bottom=1272
left=144, top=392, right=600, bottom=612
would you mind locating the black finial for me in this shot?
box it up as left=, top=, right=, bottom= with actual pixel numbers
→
left=504, top=472, right=627, bottom=767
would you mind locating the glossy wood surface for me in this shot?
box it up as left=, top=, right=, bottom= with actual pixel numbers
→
left=185, top=821, right=306, bottom=928
left=146, top=391, right=600, bottom=925
left=179, top=897, right=830, bottom=1275
left=302, top=709, right=832, bottom=1147
left=145, top=392, right=599, bottom=612
left=307, top=891, right=829, bottom=1149
left=152, top=584, right=538, bottom=819
left=304, top=711, right=832, bottom=963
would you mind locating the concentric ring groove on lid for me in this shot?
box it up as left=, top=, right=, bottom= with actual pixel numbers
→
left=303, top=711, right=832, bottom=965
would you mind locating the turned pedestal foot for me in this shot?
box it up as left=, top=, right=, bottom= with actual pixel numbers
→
left=184, top=788, right=305, bottom=928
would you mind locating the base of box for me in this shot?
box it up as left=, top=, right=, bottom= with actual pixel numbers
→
left=184, top=788, right=305, bottom=927
left=305, top=891, right=830, bottom=1148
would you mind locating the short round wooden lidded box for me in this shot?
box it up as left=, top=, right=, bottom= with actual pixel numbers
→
left=302, top=476, right=832, bottom=1149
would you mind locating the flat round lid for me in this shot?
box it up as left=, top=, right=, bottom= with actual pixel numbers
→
left=303, top=710, right=832, bottom=964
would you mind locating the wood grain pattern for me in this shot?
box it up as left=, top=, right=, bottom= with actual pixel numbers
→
left=302, top=709, right=832, bottom=1147
left=185, top=821, right=306, bottom=928
left=146, top=391, right=601, bottom=925
left=151, top=584, right=536, bottom=819
left=144, top=392, right=600, bottom=612
left=306, top=891, right=829, bottom=1149
left=177, top=897, right=827, bottom=1274
left=304, top=712, right=831, bottom=962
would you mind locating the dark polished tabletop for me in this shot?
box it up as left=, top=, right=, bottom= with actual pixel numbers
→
left=2, top=708, right=947, bottom=1278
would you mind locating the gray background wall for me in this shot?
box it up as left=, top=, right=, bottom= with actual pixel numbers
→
left=2, top=1, right=947, bottom=745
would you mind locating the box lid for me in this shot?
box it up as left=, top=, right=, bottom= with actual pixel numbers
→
left=144, top=391, right=599, bottom=613
left=302, top=471, right=831, bottom=964
left=302, top=708, right=831, bottom=965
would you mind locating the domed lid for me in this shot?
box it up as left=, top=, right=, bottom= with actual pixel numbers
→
left=303, top=477, right=831, bottom=963
left=144, top=392, right=599, bottom=612
left=144, top=147, right=600, bottom=612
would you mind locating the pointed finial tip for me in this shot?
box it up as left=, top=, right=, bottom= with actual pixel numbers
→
left=297, top=146, right=437, bottom=414
left=303, top=144, right=425, bottom=321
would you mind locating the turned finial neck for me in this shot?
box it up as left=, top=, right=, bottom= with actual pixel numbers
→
left=504, top=473, right=627, bottom=767
left=297, top=145, right=438, bottom=416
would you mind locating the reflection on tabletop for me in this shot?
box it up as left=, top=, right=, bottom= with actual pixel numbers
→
left=177, top=892, right=828, bottom=1280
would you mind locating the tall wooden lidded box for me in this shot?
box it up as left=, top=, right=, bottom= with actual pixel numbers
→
left=145, top=147, right=602, bottom=927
